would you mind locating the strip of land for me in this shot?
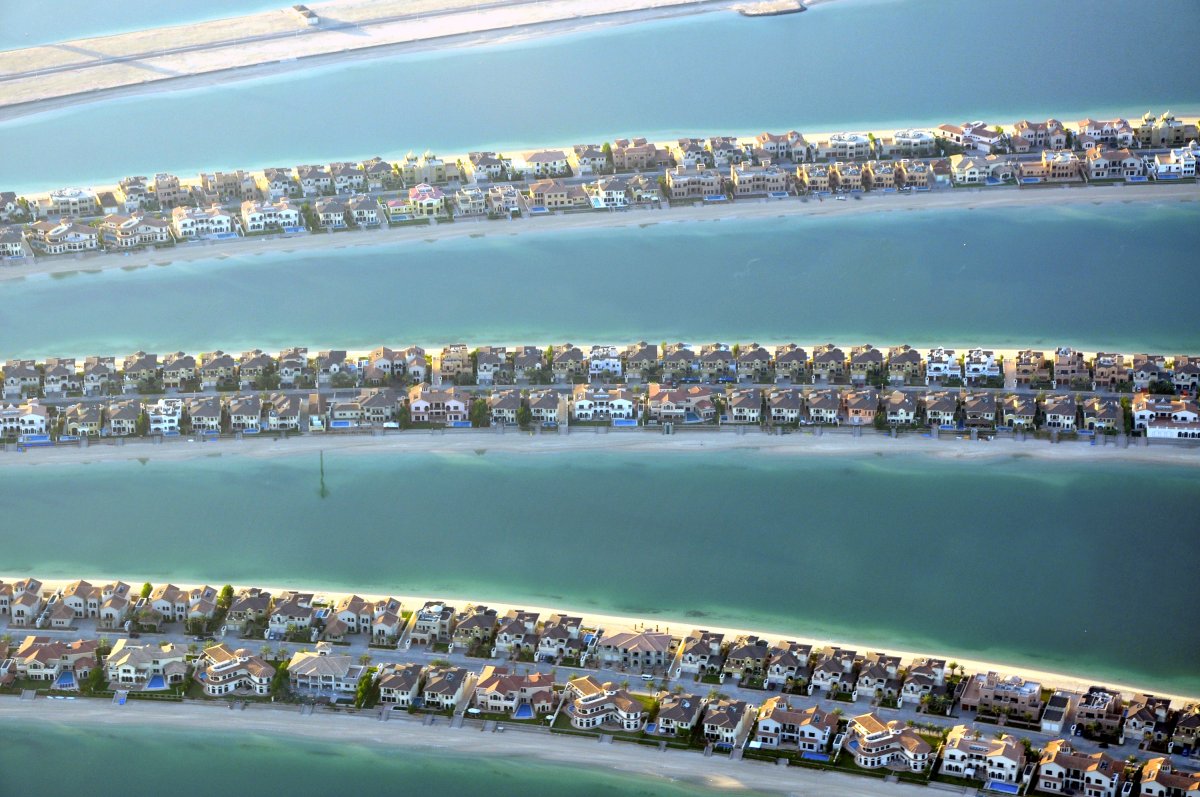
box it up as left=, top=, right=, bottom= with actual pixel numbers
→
left=7, top=563, right=1199, bottom=705
left=0, top=0, right=745, bottom=119
left=0, top=697, right=919, bottom=797
left=2, top=181, right=1194, bottom=286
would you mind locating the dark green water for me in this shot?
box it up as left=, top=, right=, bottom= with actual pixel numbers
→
left=0, top=721, right=747, bottom=796
left=2, top=450, right=1197, bottom=694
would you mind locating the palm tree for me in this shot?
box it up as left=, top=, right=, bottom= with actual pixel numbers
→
left=359, top=653, right=372, bottom=666
left=260, top=645, right=272, bottom=660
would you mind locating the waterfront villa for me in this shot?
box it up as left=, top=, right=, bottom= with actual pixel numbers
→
left=240, top=199, right=301, bottom=231
left=566, top=676, right=646, bottom=732
left=1036, top=739, right=1125, bottom=797
left=472, top=665, right=556, bottom=716
left=960, top=671, right=1044, bottom=720
left=941, top=725, right=1025, bottom=784
left=196, top=643, right=274, bottom=697
left=26, top=220, right=99, bottom=254
left=655, top=692, right=705, bottom=737
left=377, top=662, right=423, bottom=706
left=422, top=666, right=476, bottom=710
left=408, top=601, right=456, bottom=646
left=754, top=697, right=836, bottom=752
left=1139, top=758, right=1200, bottom=797
left=594, top=630, right=675, bottom=672
left=288, top=644, right=364, bottom=698
left=765, top=641, right=812, bottom=688
left=105, top=638, right=187, bottom=688
left=702, top=699, right=751, bottom=746
left=677, top=629, right=725, bottom=676
left=900, top=658, right=947, bottom=704
left=493, top=610, right=539, bottom=657
left=10, top=636, right=98, bottom=683
left=171, top=204, right=234, bottom=239
left=722, top=635, right=770, bottom=679
left=845, top=712, right=931, bottom=772
left=99, top=212, right=171, bottom=248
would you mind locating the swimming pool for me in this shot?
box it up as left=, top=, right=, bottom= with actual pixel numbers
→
left=53, top=671, right=76, bottom=690
left=145, top=675, right=167, bottom=691
left=513, top=704, right=534, bottom=720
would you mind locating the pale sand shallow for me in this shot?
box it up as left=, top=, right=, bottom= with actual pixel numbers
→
left=0, top=0, right=743, bottom=115
left=3, top=433, right=1198, bottom=703
left=0, top=697, right=916, bottom=797
left=2, top=181, right=1195, bottom=288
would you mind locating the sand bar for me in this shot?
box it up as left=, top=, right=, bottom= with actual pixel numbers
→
left=0, top=0, right=741, bottom=117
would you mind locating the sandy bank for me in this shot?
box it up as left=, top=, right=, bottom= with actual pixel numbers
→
left=2, top=181, right=1195, bottom=287
left=0, top=0, right=740, bottom=117
left=2, top=424, right=1198, bottom=472
left=0, top=697, right=915, bottom=797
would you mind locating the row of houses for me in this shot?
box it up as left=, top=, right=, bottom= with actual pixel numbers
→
left=8, top=344, right=1197, bottom=400
left=3, top=624, right=1195, bottom=795
left=0, top=347, right=429, bottom=400
left=6, top=386, right=1191, bottom=441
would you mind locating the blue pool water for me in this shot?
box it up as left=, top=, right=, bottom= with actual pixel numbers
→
left=145, top=675, right=167, bottom=691
left=53, top=672, right=76, bottom=690
left=513, top=705, right=534, bottom=720
left=985, top=781, right=1020, bottom=794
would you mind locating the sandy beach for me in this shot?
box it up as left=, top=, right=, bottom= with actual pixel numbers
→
left=2, top=423, right=1198, bottom=472
left=0, top=697, right=921, bottom=797
left=2, top=181, right=1195, bottom=287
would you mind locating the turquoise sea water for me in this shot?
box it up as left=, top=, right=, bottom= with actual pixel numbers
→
left=1, top=0, right=1197, bottom=192
left=0, top=721, right=749, bottom=796
left=2, top=450, right=1197, bottom=695
left=0, top=1, right=289, bottom=51
left=1, top=203, right=1196, bottom=359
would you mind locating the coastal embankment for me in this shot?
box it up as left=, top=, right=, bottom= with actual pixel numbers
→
left=0, top=697, right=918, bottom=797
left=3, top=181, right=1194, bottom=286
left=0, top=0, right=749, bottom=119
